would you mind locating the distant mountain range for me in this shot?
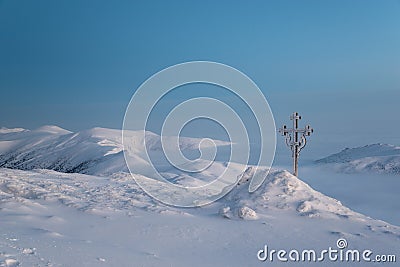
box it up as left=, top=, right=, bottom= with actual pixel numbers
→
left=2, top=126, right=399, bottom=176
left=316, top=143, right=400, bottom=174
left=0, top=126, right=231, bottom=186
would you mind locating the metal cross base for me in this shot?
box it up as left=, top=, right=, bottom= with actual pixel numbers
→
left=279, top=112, right=313, bottom=177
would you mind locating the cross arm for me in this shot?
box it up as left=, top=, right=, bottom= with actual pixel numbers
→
left=278, top=125, right=289, bottom=136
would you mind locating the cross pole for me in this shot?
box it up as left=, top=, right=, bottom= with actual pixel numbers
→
left=279, top=112, right=313, bottom=177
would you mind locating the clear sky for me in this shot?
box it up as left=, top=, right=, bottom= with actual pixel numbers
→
left=0, top=0, right=399, bottom=156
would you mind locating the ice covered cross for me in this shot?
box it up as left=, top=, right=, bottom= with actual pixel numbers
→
left=279, top=112, right=313, bottom=177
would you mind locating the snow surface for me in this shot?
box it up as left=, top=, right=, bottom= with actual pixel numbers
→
left=1, top=168, right=399, bottom=266
left=316, top=143, right=400, bottom=174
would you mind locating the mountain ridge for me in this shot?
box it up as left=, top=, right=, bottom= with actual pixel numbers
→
left=0, top=125, right=230, bottom=177
left=316, top=143, right=400, bottom=174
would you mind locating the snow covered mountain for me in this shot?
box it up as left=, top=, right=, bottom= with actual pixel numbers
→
left=0, top=127, right=399, bottom=266
left=0, top=125, right=367, bottom=219
left=0, top=126, right=229, bottom=178
left=316, top=143, right=400, bottom=174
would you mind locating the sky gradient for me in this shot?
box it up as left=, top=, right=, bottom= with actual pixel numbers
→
left=1, top=0, right=399, bottom=157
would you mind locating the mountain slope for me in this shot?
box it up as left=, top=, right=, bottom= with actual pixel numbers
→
left=316, top=143, right=400, bottom=174
left=0, top=126, right=229, bottom=177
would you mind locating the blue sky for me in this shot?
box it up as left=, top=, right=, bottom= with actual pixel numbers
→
left=0, top=0, right=399, bottom=155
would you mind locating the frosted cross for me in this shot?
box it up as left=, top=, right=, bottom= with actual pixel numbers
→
left=279, top=112, right=313, bottom=177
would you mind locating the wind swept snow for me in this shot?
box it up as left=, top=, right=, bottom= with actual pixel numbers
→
left=0, top=168, right=399, bottom=266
